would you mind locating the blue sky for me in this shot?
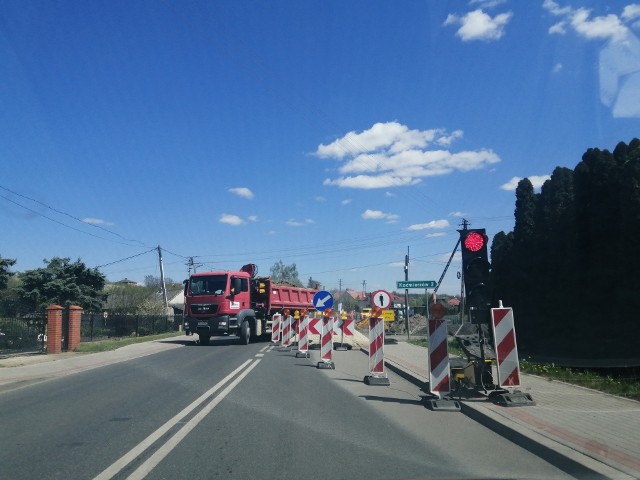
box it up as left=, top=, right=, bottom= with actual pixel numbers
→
left=1, top=0, right=639, bottom=296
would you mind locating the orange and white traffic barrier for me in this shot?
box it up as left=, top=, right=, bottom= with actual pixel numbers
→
left=296, top=314, right=310, bottom=358
left=316, top=314, right=335, bottom=369
left=364, top=308, right=389, bottom=385
left=491, top=307, right=520, bottom=388
left=427, top=317, right=450, bottom=396
left=271, top=313, right=281, bottom=344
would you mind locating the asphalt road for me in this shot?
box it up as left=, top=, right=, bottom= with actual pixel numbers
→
left=0, top=337, right=574, bottom=480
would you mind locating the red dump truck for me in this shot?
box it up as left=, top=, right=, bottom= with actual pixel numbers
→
left=183, top=264, right=318, bottom=345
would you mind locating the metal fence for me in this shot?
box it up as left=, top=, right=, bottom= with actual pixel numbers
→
left=0, top=311, right=181, bottom=356
left=81, top=312, right=181, bottom=342
left=0, top=315, right=47, bottom=356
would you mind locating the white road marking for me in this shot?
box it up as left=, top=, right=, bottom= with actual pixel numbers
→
left=93, top=358, right=256, bottom=480
left=126, top=359, right=261, bottom=479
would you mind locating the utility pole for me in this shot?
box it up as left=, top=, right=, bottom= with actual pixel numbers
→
left=157, top=246, right=168, bottom=309
left=404, top=246, right=410, bottom=340
left=362, top=280, right=367, bottom=296
left=187, top=257, right=197, bottom=274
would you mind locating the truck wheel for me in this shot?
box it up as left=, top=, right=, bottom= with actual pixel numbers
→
left=239, top=320, right=250, bottom=345
left=199, top=334, right=210, bottom=345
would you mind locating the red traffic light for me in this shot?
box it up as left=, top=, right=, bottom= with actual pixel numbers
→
left=463, top=231, right=486, bottom=252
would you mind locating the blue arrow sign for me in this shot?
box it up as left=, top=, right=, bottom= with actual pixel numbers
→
left=313, top=290, right=334, bottom=312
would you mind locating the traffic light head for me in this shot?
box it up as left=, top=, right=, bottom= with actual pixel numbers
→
left=459, top=228, right=492, bottom=323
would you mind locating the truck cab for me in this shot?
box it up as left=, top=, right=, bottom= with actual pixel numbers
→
left=184, top=271, right=255, bottom=345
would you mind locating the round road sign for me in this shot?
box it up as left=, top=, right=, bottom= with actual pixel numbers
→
left=371, top=290, right=392, bottom=309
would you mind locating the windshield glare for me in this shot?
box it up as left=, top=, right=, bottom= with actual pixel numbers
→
left=189, top=275, right=227, bottom=296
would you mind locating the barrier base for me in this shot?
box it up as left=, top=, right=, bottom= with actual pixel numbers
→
left=425, top=398, right=461, bottom=411
left=334, top=343, right=350, bottom=351
left=490, top=390, right=536, bottom=407
left=364, top=375, right=390, bottom=386
left=296, top=351, right=310, bottom=358
left=317, top=361, right=335, bottom=369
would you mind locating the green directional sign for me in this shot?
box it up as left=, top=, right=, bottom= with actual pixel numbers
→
left=396, top=280, right=437, bottom=289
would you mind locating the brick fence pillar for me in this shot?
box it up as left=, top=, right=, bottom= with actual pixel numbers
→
left=67, top=305, right=83, bottom=351
left=46, top=305, right=64, bottom=354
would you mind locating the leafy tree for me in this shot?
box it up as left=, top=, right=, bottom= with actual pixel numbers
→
left=104, top=284, right=151, bottom=314
left=144, top=275, right=179, bottom=290
left=0, top=255, right=17, bottom=290
left=307, top=277, right=321, bottom=289
left=490, top=230, right=514, bottom=308
left=16, top=257, right=106, bottom=311
left=269, top=260, right=302, bottom=287
left=491, top=138, right=640, bottom=358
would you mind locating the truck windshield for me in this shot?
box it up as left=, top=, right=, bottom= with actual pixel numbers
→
left=189, top=275, right=227, bottom=296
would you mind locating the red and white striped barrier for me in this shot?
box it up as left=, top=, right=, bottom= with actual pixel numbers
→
left=296, top=315, right=309, bottom=358
left=343, top=314, right=355, bottom=336
left=316, top=316, right=335, bottom=369
left=308, top=317, right=321, bottom=335
left=427, top=318, right=450, bottom=396
left=491, top=307, right=520, bottom=388
left=281, top=315, right=293, bottom=349
left=333, top=318, right=342, bottom=336
left=271, top=313, right=281, bottom=344
left=364, top=314, right=389, bottom=385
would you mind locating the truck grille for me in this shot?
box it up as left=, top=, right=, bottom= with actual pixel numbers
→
left=191, top=304, right=218, bottom=315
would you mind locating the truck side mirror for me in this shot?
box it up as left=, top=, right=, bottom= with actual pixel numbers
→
left=183, top=279, right=188, bottom=296
left=231, top=277, right=243, bottom=296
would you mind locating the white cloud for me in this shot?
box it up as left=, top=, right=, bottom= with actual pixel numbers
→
left=544, top=2, right=632, bottom=43
left=361, top=209, right=400, bottom=223
left=323, top=174, right=421, bottom=189
left=571, top=8, right=628, bottom=42
left=543, top=0, right=572, bottom=17
left=285, top=218, right=315, bottom=227
left=82, top=217, right=113, bottom=226
left=500, top=175, right=551, bottom=191
left=316, top=122, right=500, bottom=189
left=549, top=21, right=566, bottom=35
left=470, top=0, right=507, bottom=8
left=341, top=198, right=352, bottom=205
left=228, top=187, right=254, bottom=199
left=219, top=213, right=245, bottom=226
left=316, top=122, right=442, bottom=159
left=622, top=4, right=640, bottom=22
left=449, top=211, right=468, bottom=218
left=407, top=219, right=450, bottom=231
left=425, top=232, right=447, bottom=239
left=248, top=215, right=258, bottom=222
left=544, top=3, right=640, bottom=118
left=444, top=9, right=513, bottom=42
left=552, top=63, right=563, bottom=73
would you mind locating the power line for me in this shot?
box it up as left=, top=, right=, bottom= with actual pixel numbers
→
left=0, top=184, right=151, bottom=248
left=95, top=249, right=157, bottom=269
left=0, top=192, right=131, bottom=245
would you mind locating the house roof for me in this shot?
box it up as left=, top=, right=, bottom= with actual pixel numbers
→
left=344, top=289, right=367, bottom=301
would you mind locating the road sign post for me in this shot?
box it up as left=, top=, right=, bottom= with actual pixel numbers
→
left=365, top=291, right=392, bottom=386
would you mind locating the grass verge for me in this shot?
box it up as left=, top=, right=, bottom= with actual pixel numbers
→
left=519, top=359, right=640, bottom=401
left=74, top=331, right=181, bottom=353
